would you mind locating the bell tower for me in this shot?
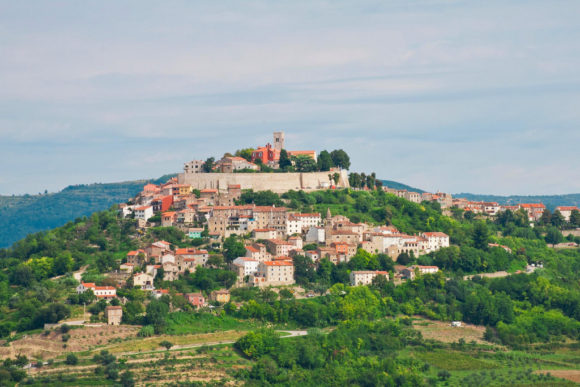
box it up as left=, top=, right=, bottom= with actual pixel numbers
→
left=273, top=131, right=285, bottom=151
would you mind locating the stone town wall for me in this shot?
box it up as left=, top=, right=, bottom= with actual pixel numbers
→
left=178, top=170, right=350, bottom=193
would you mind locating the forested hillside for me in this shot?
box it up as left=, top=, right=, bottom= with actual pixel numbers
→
left=0, top=174, right=176, bottom=248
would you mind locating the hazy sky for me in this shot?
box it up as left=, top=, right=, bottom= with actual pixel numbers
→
left=1, top=1, right=579, bottom=195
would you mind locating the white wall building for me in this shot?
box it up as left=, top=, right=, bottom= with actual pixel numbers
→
left=134, top=205, right=154, bottom=221
left=421, top=232, right=450, bottom=253
left=232, top=257, right=260, bottom=277
left=305, top=226, right=325, bottom=244
left=76, top=283, right=116, bottom=299
left=350, top=271, right=389, bottom=286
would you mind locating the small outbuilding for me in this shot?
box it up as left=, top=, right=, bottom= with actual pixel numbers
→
left=105, top=306, right=123, bottom=325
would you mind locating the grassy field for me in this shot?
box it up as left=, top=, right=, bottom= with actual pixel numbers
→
left=165, top=311, right=259, bottom=334
left=101, top=330, right=247, bottom=354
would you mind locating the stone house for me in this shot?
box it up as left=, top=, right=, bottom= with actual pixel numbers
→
left=251, top=261, right=295, bottom=287
left=265, top=239, right=294, bottom=257
left=105, top=306, right=123, bottom=325
left=210, top=289, right=231, bottom=303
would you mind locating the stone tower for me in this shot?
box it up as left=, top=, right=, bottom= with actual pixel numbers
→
left=273, top=131, right=285, bottom=151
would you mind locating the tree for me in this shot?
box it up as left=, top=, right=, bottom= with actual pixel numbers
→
left=202, top=157, right=215, bottom=173
left=33, top=304, right=70, bottom=329
left=371, top=273, right=389, bottom=290
left=332, top=172, right=340, bottom=185
left=349, top=173, right=362, bottom=188
left=154, top=267, right=165, bottom=287
left=570, top=209, right=580, bottom=227
left=279, top=289, right=294, bottom=300
left=145, top=300, right=169, bottom=334
left=235, top=148, right=254, bottom=162
left=330, top=149, right=351, bottom=170
left=397, top=252, right=413, bottom=266
left=473, top=221, right=490, bottom=250
left=551, top=210, right=565, bottom=228
left=159, top=340, right=173, bottom=350
left=538, top=209, right=552, bottom=226
left=223, top=235, right=246, bottom=262
left=53, top=253, right=74, bottom=275
left=545, top=227, right=563, bottom=245
left=293, top=155, right=317, bottom=172
left=66, top=353, right=78, bottom=365
left=10, top=265, right=34, bottom=286
left=438, top=370, right=451, bottom=381
left=278, top=149, right=292, bottom=170
left=235, top=329, right=280, bottom=359
left=120, top=371, right=135, bottom=387
left=206, top=255, right=226, bottom=269
left=317, top=150, right=334, bottom=171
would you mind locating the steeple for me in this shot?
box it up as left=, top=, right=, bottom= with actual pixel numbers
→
left=326, top=207, right=332, bottom=220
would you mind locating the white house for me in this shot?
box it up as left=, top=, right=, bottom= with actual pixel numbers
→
left=76, top=282, right=116, bottom=299
left=421, top=232, right=450, bottom=253
left=134, top=206, right=154, bottom=221
left=133, top=273, right=155, bottom=290
left=286, top=213, right=321, bottom=235
left=350, top=271, right=389, bottom=286
left=232, top=257, right=259, bottom=283
left=556, top=206, right=579, bottom=222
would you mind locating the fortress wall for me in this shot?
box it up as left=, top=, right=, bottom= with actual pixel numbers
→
left=178, top=170, right=350, bottom=193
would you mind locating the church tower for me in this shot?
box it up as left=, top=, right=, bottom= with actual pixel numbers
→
left=273, top=131, right=285, bottom=151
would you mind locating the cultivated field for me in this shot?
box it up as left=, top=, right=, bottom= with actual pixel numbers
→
left=412, top=317, right=487, bottom=344
left=0, top=324, right=139, bottom=360
left=29, top=344, right=250, bottom=386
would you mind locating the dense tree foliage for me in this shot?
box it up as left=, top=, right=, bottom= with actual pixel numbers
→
left=236, top=320, right=425, bottom=385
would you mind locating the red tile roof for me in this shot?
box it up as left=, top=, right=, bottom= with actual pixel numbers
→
left=263, top=261, right=293, bottom=266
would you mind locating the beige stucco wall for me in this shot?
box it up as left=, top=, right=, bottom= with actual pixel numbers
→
left=178, top=170, right=350, bottom=193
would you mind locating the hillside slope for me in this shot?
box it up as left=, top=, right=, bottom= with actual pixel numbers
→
left=0, top=174, right=176, bottom=248
left=380, top=179, right=425, bottom=193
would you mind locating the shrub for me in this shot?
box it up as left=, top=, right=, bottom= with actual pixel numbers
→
left=137, top=325, right=154, bottom=337
left=159, top=340, right=173, bottom=350
left=65, top=353, right=78, bottom=365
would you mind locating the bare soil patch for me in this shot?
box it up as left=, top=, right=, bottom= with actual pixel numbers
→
left=412, top=317, right=487, bottom=344
left=534, top=370, right=580, bottom=383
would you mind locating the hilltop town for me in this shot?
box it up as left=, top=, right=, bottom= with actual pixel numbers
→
left=109, top=132, right=579, bottom=300
left=1, top=133, right=580, bottom=385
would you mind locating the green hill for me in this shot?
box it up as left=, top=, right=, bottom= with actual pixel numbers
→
left=380, top=179, right=425, bottom=193
left=0, top=174, right=176, bottom=248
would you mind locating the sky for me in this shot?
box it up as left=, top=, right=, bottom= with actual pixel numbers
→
left=1, top=0, right=579, bottom=196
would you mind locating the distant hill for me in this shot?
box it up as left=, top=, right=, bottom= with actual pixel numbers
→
left=455, top=193, right=580, bottom=211
left=0, top=174, right=176, bottom=248
left=380, top=180, right=425, bottom=193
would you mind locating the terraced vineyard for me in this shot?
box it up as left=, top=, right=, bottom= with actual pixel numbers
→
left=28, top=344, right=250, bottom=386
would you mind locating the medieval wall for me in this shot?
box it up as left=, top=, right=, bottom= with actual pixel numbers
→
left=178, top=170, right=350, bottom=193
